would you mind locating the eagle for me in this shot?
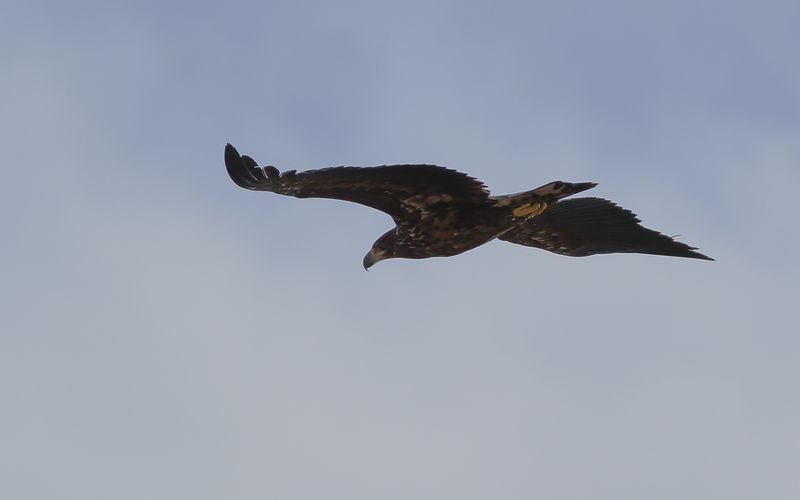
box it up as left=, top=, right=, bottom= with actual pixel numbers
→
left=224, top=144, right=712, bottom=269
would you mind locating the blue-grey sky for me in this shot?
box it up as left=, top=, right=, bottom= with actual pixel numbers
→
left=3, top=1, right=799, bottom=499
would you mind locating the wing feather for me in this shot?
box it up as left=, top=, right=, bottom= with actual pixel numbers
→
left=499, top=197, right=713, bottom=260
left=225, top=144, right=489, bottom=219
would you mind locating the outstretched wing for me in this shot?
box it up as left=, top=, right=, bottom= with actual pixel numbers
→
left=499, top=197, right=713, bottom=260
left=225, top=144, right=490, bottom=221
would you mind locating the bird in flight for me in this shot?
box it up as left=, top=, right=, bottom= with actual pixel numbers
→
left=225, top=144, right=712, bottom=269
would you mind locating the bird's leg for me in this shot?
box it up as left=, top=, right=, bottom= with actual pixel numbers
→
left=512, top=201, right=548, bottom=218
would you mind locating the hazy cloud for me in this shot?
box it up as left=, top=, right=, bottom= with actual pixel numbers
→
left=2, top=1, right=798, bottom=499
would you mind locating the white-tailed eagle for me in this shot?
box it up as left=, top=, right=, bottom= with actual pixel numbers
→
left=225, top=144, right=712, bottom=269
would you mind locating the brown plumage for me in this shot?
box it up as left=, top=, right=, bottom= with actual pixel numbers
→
left=224, top=144, right=713, bottom=269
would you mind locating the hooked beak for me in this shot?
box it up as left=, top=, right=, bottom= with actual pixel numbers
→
left=362, top=251, right=376, bottom=271
left=363, top=247, right=390, bottom=270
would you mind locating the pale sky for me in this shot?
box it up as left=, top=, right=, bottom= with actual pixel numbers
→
left=2, top=1, right=799, bottom=499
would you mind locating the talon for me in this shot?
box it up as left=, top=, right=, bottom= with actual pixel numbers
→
left=513, top=202, right=547, bottom=218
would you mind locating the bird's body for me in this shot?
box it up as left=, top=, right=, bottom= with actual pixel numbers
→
left=224, top=144, right=712, bottom=268
left=386, top=202, right=506, bottom=258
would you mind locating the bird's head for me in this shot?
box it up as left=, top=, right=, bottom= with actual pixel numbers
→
left=363, top=230, right=398, bottom=270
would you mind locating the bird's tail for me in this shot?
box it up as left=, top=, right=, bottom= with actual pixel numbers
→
left=492, top=181, right=598, bottom=218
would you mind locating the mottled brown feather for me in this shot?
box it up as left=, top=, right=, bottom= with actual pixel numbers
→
left=225, top=144, right=488, bottom=222
left=499, top=197, right=713, bottom=260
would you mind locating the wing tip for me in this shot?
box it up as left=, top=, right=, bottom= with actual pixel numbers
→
left=649, top=240, right=714, bottom=261
left=686, top=249, right=715, bottom=261
left=224, top=142, right=247, bottom=187
left=224, top=143, right=238, bottom=163
left=225, top=142, right=262, bottom=188
left=225, top=143, right=281, bottom=191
